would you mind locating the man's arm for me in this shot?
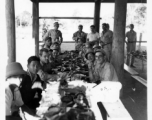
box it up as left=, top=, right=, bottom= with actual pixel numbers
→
left=72, top=32, right=78, bottom=42
left=59, top=31, right=63, bottom=43
left=42, top=30, right=50, bottom=42
left=125, top=32, right=128, bottom=44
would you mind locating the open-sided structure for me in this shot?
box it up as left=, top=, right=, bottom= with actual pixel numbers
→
left=5, top=0, right=147, bottom=96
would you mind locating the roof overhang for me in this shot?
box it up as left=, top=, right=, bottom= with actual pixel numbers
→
left=31, top=0, right=147, bottom=3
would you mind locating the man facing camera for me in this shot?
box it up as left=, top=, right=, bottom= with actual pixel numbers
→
left=87, top=25, right=100, bottom=47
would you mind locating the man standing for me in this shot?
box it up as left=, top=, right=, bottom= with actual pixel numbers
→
left=126, top=24, right=137, bottom=67
left=43, top=22, right=63, bottom=52
left=72, top=25, right=87, bottom=50
left=100, top=23, right=113, bottom=62
left=87, top=25, right=100, bottom=47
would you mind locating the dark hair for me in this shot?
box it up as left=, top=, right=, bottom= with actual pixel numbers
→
left=102, top=23, right=107, bottom=27
left=28, top=56, right=40, bottom=65
left=39, top=48, right=49, bottom=56
left=90, top=25, right=95, bottom=28
left=130, top=24, right=134, bottom=27
left=106, top=23, right=109, bottom=28
left=78, top=25, right=83, bottom=27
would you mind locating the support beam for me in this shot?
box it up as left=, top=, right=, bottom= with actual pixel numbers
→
left=111, top=0, right=127, bottom=96
left=5, top=0, right=16, bottom=63
left=94, top=0, right=101, bottom=32
left=32, top=0, right=39, bottom=56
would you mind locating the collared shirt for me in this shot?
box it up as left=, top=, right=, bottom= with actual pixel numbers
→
left=126, top=30, right=137, bottom=42
left=90, top=62, right=118, bottom=82
left=87, top=32, right=100, bottom=42
left=5, top=82, right=24, bottom=116
left=126, top=30, right=137, bottom=52
left=43, top=29, right=62, bottom=43
left=100, top=30, right=113, bottom=45
left=73, top=31, right=87, bottom=43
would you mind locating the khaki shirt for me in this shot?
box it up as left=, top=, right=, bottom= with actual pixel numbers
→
left=90, top=62, right=118, bottom=82
left=100, top=30, right=113, bottom=48
left=73, top=31, right=87, bottom=43
left=126, top=30, right=137, bottom=52
left=43, top=29, right=62, bottom=43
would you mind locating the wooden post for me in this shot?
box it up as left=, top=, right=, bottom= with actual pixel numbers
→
left=32, top=0, right=39, bottom=56
left=111, top=0, right=127, bottom=97
left=94, top=0, right=101, bottom=33
left=5, top=0, right=16, bottom=63
left=138, top=33, right=142, bottom=51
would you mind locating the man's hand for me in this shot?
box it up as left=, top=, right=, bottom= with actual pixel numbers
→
left=37, top=69, right=46, bottom=81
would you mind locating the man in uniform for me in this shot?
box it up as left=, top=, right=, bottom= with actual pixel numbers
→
left=125, top=24, right=137, bottom=67
left=100, top=23, right=113, bottom=62
left=72, top=25, right=87, bottom=50
left=43, top=22, right=63, bottom=52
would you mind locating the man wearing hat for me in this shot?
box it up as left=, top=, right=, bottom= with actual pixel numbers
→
left=93, top=42, right=101, bottom=52
left=84, top=48, right=95, bottom=71
left=79, top=42, right=91, bottom=58
left=5, top=62, right=34, bottom=120
left=125, top=24, right=137, bottom=67
left=88, top=49, right=118, bottom=83
left=100, top=23, right=113, bottom=62
left=72, top=25, right=87, bottom=50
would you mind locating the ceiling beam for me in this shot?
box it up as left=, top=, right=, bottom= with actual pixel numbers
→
left=30, top=0, right=147, bottom=3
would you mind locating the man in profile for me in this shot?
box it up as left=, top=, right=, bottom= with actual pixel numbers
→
left=72, top=25, right=87, bottom=50
left=125, top=24, right=137, bottom=67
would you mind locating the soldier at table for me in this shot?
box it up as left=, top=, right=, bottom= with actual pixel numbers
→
left=125, top=24, right=137, bottom=67
left=89, top=49, right=118, bottom=83
left=100, top=23, right=113, bottom=62
left=75, top=38, right=84, bottom=51
left=72, top=25, right=87, bottom=50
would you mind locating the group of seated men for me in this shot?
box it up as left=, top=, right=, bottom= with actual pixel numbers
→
left=5, top=22, right=118, bottom=120
left=73, top=23, right=113, bottom=62
left=5, top=48, right=65, bottom=120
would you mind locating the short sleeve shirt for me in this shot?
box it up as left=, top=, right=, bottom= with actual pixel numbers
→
left=48, top=29, right=62, bottom=43
left=73, top=31, right=87, bottom=43
left=100, top=30, right=113, bottom=44
left=87, top=32, right=100, bottom=42
left=91, top=62, right=118, bottom=82
left=126, top=30, right=137, bottom=42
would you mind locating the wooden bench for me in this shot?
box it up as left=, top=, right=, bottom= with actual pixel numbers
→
left=131, top=75, right=147, bottom=87
left=101, top=100, right=133, bottom=120
left=124, top=64, right=139, bottom=75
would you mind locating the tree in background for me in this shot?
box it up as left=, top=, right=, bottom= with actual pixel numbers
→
left=15, top=11, right=32, bottom=27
